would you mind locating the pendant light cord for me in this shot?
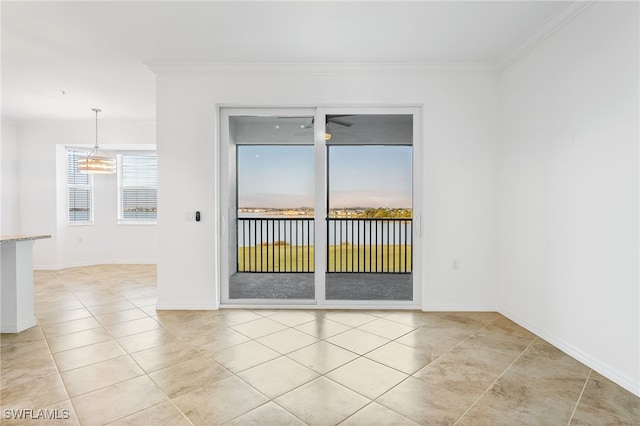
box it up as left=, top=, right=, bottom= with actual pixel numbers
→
left=92, top=108, right=102, bottom=150
left=95, top=109, right=98, bottom=149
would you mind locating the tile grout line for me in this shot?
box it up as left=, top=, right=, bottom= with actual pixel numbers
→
left=37, top=290, right=117, bottom=425
left=187, top=313, right=396, bottom=424
left=564, top=370, right=640, bottom=424
left=41, top=279, right=186, bottom=426
left=566, top=369, right=592, bottom=426
left=450, top=336, right=538, bottom=426
left=244, top=312, right=416, bottom=423
left=112, top=282, right=201, bottom=425
left=363, top=318, right=486, bottom=424
left=28, top=269, right=638, bottom=425
left=100, top=319, right=195, bottom=425
left=393, top=312, right=504, bottom=386
left=339, top=399, right=419, bottom=426
left=21, top=322, right=81, bottom=423
left=327, top=321, right=429, bottom=422
left=116, top=306, right=239, bottom=425
left=160, top=314, right=321, bottom=424
left=199, top=335, right=313, bottom=425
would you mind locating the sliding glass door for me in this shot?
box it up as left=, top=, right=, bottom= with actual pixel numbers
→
left=220, top=107, right=420, bottom=306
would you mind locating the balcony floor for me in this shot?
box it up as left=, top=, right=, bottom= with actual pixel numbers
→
left=229, top=273, right=412, bottom=301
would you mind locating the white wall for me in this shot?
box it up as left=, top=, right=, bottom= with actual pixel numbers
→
left=155, top=72, right=499, bottom=310
left=1, top=118, right=19, bottom=234
left=16, top=120, right=157, bottom=269
left=497, top=2, right=639, bottom=395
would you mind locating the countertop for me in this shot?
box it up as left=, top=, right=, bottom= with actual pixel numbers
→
left=0, top=235, right=52, bottom=243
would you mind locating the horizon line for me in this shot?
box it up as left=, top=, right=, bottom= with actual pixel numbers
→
left=238, top=206, right=413, bottom=210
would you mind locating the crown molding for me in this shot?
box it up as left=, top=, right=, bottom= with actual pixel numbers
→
left=496, top=0, right=596, bottom=72
left=145, top=1, right=594, bottom=77
left=145, top=62, right=499, bottom=76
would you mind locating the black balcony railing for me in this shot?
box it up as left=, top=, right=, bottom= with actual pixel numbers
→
left=237, top=218, right=314, bottom=272
left=327, top=218, right=412, bottom=273
left=237, top=217, right=412, bottom=274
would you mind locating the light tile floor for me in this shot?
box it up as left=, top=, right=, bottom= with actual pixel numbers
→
left=1, top=265, right=638, bottom=425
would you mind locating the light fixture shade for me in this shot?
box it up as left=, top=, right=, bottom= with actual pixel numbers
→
left=78, top=151, right=116, bottom=174
left=79, top=108, right=116, bottom=174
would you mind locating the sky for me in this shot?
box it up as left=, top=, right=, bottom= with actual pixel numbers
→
left=237, top=145, right=412, bottom=209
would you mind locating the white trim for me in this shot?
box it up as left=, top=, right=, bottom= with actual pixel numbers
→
left=0, top=319, right=37, bottom=334
left=314, top=108, right=327, bottom=304
left=213, top=105, right=222, bottom=309
left=499, top=307, right=640, bottom=398
left=35, top=260, right=157, bottom=270
left=33, top=265, right=59, bottom=271
left=145, top=3, right=595, bottom=79
left=496, top=1, right=596, bottom=72
left=218, top=106, right=230, bottom=304
left=411, top=108, right=423, bottom=306
left=219, top=106, right=422, bottom=308
left=219, top=107, right=317, bottom=305
left=156, top=302, right=218, bottom=310
left=146, top=62, right=497, bottom=76
left=67, top=144, right=156, bottom=152
left=422, top=304, right=498, bottom=312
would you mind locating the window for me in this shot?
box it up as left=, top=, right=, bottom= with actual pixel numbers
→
left=117, top=153, right=157, bottom=223
left=67, top=149, right=93, bottom=223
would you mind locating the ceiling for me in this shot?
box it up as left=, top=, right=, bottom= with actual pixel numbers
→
left=2, top=1, right=577, bottom=121
left=231, top=114, right=413, bottom=145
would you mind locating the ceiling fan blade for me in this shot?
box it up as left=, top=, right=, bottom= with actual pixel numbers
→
left=278, top=115, right=351, bottom=127
left=328, top=117, right=353, bottom=127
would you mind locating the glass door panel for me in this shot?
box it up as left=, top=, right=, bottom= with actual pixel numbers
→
left=326, top=114, right=413, bottom=301
left=229, top=115, right=315, bottom=300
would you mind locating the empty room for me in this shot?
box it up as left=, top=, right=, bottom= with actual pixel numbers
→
left=1, top=1, right=638, bottom=425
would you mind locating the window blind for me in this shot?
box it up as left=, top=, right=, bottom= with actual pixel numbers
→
left=66, top=149, right=93, bottom=223
left=118, top=153, right=157, bottom=223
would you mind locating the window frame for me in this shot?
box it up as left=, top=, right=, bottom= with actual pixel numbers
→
left=116, top=151, right=158, bottom=225
left=66, top=148, right=94, bottom=225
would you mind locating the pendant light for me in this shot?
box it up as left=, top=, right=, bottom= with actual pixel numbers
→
left=78, top=108, right=116, bottom=174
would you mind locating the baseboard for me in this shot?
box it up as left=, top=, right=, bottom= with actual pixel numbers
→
left=499, top=307, right=640, bottom=398
left=35, top=260, right=157, bottom=270
left=421, top=304, right=498, bottom=312
left=156, top=302, right=219, bottom=310
left=33, top=265, right=59, bottom=271
left=0, top=319, right=37, bottom=333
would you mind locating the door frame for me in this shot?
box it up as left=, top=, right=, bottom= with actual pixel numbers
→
left=218, top=105, right=422, bottom=309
